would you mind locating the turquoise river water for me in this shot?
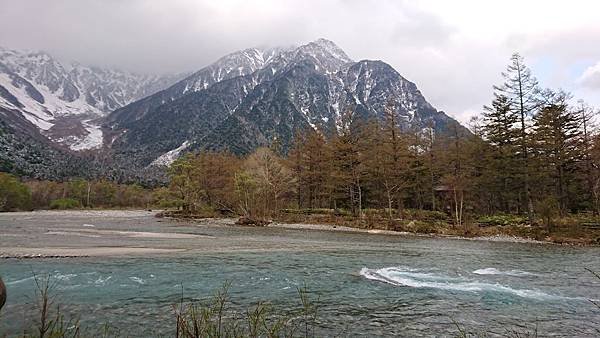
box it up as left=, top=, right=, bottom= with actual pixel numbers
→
left=0, top=211, right=599, bottom=336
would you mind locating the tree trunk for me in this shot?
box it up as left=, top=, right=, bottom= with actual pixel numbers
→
left=453, top=187, right=460, bottom=227
left=516, top=64, right=534, bottom=223
left=86, top=182, right=91, bottom=208
left=386, top=188, right=393, bottom=221
left=358, top=183, right=363, bottom=219
left=428, top=127, right=436, bottom=210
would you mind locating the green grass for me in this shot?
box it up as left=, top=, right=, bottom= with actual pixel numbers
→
left=49, top=198, right=81, bottom=210
left=477, top=214, right=528, bottom=227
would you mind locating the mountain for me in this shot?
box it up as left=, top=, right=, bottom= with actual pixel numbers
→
left=107, top=38, right=464, bottom=167
left=0, top=39, right=466, bottom=179
left=0, top=47, right=182, bottom=151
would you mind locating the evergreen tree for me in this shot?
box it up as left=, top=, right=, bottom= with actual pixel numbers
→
left=329, top=109, right=368, bottom=216
left=482, top=94, right=521, bottom=211
left=576, top=101, right=598, bottom=212
left=532, top=91, right=581, bottom=213
left=494, top=53, right=540, bottom=220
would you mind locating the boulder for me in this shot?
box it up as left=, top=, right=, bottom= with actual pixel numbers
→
left=0, top=277, right=6, bottom=311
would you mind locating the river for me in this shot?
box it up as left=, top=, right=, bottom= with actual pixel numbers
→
left=0, top=211, right=599, bottom=336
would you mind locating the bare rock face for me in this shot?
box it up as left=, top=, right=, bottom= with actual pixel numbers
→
left=0, top=276, right=6, bottom=311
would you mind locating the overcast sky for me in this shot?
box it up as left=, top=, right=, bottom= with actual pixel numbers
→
left=0, top=0, right=598, bottom=123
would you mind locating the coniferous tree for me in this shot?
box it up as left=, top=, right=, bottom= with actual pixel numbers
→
left=532, top=91, right=581, bottom=213
left=425, top=122, right=438, bottom=211
left=330, top=108, right=368, bottom=217
left=439, top=123, right=472, bottom=226
left=482, top=94, right=521, bottom=211
left=372, top=101, right=410, bottom=218
left=590, top=133, right=600, bottom=213
left=464, top=116, right=495, bottom=214
left=289, top=130, right=331, bottom=209
left=406, top=127, right=428, bottom=210
left=576, top=101, right=598, bottom=212
left=494, top=53, right=540, bottom=220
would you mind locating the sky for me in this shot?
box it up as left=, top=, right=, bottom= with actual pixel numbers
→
left=0, top=0, right=598, bottom=123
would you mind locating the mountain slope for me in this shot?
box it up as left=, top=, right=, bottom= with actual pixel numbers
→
left=107, top=39, right=464, bottom=167
left=0, top=47, right=182, bottom=151
left=0, top=106, right=92, bottom=179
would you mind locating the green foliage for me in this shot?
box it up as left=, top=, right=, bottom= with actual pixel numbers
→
left=402, top=208, right=449, bottom=222
left=153, top=187, right=183, bottom=208
left=0, top=172, right=32, bottom=211
left=477, top=214, right=528, bottom=227
left=25, top=179, right=154, bottom=210
left=49, top=198, right=81, bottom=210
left=68, top=178, right=89, bottom=207
left=168, top=152, right=241, bottom=214
left=535, top=196, right=560, bottom=230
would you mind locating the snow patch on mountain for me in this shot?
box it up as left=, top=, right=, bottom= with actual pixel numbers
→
left=151, top=141, right=191, bottom=167
left=70, top=120, right=103, bottom=151
left=0, top=46, right=181, bottom=150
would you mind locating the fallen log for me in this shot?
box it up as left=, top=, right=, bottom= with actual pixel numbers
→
left=235, top=216, right=270, bottom=227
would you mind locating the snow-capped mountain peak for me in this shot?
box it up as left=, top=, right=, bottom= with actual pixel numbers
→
left=106, top=38, right=464, bottom=167
left=298, top=38, right=353, bottom=65
left=0, top=46, right=182, bottom=150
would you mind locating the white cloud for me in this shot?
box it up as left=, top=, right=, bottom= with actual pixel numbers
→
left=578, top=61, right=600, bottom=89
left=0, top=0, right=599, bottom=123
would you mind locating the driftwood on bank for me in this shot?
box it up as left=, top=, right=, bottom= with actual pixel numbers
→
left=155, top=208, right=235, bottom=220
left=235, top=216, right=270, bottom=227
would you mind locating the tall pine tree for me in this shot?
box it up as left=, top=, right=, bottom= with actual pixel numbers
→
left=482, top=94, right=521, bottom=211
left=532, top=91, right=581, bottom=213
left=493, top=53, right=540, bottom=220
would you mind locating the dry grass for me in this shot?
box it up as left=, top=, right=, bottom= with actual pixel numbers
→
left=11, top=278, right=321, bottom=338
left=7, top=270, right=600, bottom=337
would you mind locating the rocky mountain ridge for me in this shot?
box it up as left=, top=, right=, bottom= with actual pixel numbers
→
left=107, top=39, right=462, bottom=167
left=0, top=47, right=182, bottom=151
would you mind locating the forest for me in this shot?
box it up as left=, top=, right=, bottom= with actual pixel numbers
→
left=0, top=173, right=153, bottom=211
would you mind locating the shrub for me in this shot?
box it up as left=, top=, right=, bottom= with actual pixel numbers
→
left=0, top=172, right=32, bottom=211
left=535, top=196, right=560, bottom=231
left=477, top=214, right=527, bottom=227
left=403, top=208, right=449, bottom=222
left=49, top=198, right=81, bottom=210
